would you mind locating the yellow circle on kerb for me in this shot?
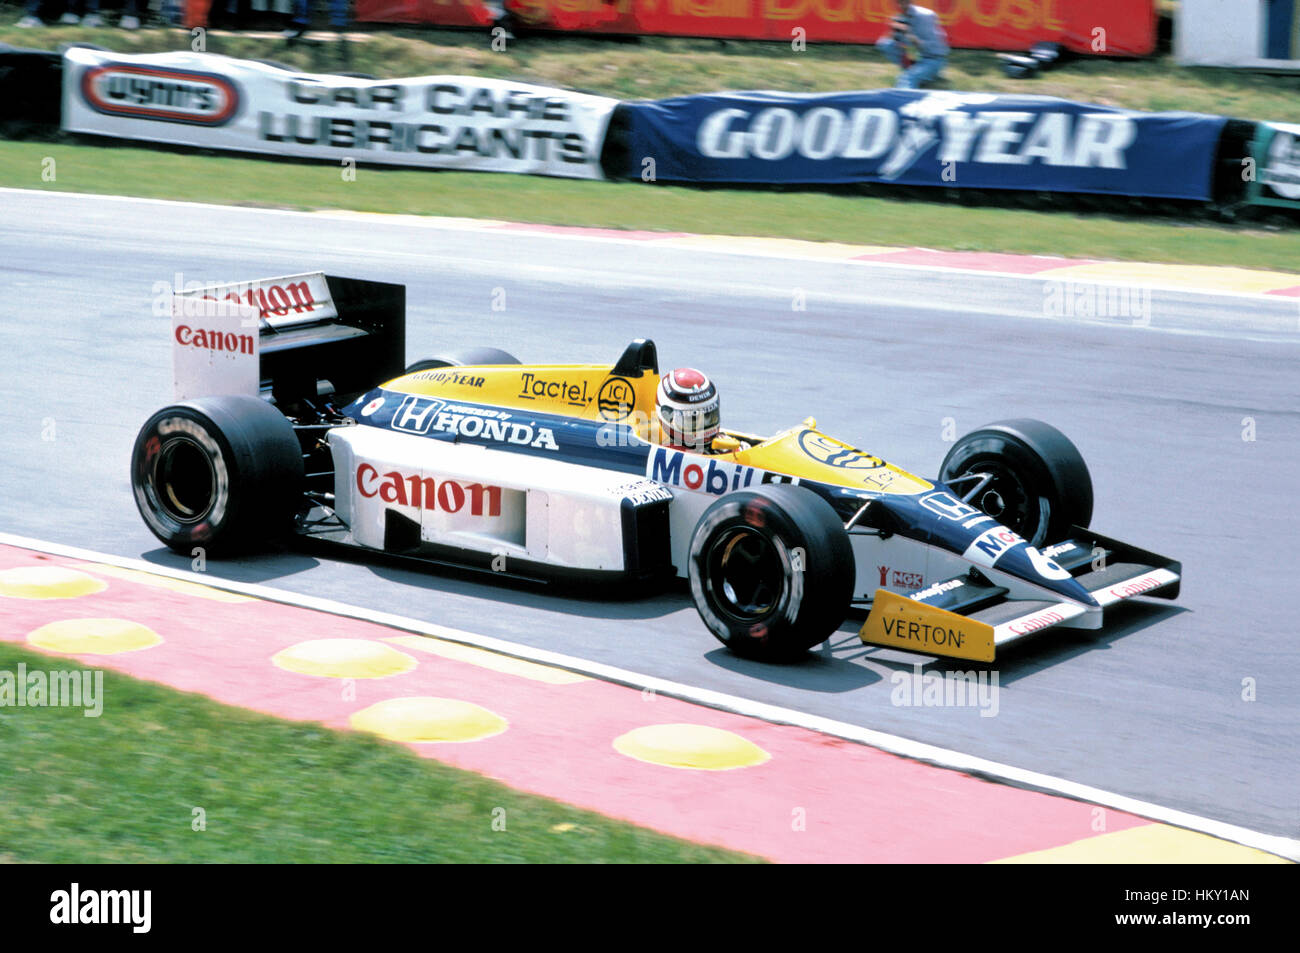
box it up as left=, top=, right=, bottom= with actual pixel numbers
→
left=614, top=724, right=771, bottom=771
left=27, top=618, right=162, bottom=655
left=350, top=697, right=508, bottom=744
left=0, top=566, right=106, bottom=600
left=272, top=639, right=418, bottom=679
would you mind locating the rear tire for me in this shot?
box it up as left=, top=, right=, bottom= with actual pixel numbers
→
left=688, top=484, right=854, bottom=662
left=131, top=395, right=304, bottom=555
left=405, top=347, right=519, bottom=374
left=939, top=419, right=1093, bottom=546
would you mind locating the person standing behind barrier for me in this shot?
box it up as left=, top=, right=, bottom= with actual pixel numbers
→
left=876, top=0, right=949, bottom=90
left=283, top=0, right=349, bottom=38
left=17, top=0, right=144, bottom=28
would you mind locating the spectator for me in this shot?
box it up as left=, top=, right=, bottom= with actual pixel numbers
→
left=59, top=0, right=103, bottom=26
left=876, top=0, right=949, bottom=90
left=283, top=0, right=349, bottom=38
left=16, top=0, right=44, bottom=26
left=17, top=0, right=143, bottom=28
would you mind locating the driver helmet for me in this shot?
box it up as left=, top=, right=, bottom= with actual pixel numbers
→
left=657, top=368, right=720, bottom=450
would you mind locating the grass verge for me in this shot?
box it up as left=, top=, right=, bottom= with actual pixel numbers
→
left=5, top=138, right=1300, bottom=271
left=0, top=641, right=759, bottom=863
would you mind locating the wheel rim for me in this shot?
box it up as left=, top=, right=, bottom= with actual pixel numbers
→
left=153, top=437, right=217, bottom=524
left=706, top=527, right=785, bottom=624
left=957, top=458, right=1041, bottom=540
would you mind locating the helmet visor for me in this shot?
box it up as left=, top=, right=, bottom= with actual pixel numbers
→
left=662, top=404, right=721, bottom=446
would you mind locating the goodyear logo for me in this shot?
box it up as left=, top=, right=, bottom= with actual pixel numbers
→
left=80, top=63, right=240, bottom=126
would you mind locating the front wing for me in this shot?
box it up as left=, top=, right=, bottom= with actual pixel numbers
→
left=859, top=527, right=1181, bottom=662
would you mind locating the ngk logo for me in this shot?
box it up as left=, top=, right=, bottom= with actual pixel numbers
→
left=356, top=464, right=501, bottom=516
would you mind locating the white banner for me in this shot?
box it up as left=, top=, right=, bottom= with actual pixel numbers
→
left=61, top=48, right=618, bottom=179
left=1261, top=122, right=1300, bottom=203
left=1176, top=0, right=1300, bottom=69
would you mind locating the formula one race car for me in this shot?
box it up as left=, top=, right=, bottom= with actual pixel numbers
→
left=132, top=273, right=1181, bottom=663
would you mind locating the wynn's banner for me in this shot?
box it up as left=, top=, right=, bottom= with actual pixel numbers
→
left=60, top=48, right=618, bottom=179
left=357, top=0, right=1157, bottom=56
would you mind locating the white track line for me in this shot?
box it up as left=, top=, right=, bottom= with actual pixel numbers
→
left=4, top=187, right=1300, bottom=307
left=2, top=530, right=1295, bottom=862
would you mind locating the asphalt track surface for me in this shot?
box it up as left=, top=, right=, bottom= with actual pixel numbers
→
left=2, top=189, right=1297, bottom=839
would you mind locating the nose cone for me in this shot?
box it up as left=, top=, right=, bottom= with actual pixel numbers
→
left=989, top=538, right=1100, bottom=607
left=877, top=490, right=1100, bottom=607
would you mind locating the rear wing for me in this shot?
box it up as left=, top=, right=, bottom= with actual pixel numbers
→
left=860, top=526, right=1181, bottom=663
left=171, top=272, right=404, bottom=407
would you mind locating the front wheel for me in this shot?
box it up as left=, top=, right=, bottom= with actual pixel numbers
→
left=688, top=484, right=855, bottom=663
left=130, top=395, right=304, bottom=555
left=939, top=419, right=1093, bottom=547
left=405, top=347, right=519, bottom=375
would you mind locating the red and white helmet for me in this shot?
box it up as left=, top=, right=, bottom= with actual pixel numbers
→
left=657, top=368, right=720, bottom=450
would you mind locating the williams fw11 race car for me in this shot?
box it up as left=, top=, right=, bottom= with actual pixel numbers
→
left=132, top=273, right=1181, bottom=663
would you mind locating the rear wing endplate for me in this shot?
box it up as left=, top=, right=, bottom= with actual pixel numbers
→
left=171, top=272, right=404, bottom=406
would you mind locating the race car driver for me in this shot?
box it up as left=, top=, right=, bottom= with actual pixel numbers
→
left=656, top=368, right=749, bottom=454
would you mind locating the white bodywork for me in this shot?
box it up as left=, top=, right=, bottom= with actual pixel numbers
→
left=329, top=425, right=1100, bottom=612
left=329, top=425, right=668, bottom=572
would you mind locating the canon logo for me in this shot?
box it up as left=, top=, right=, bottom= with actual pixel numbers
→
left=201, top=280, right=319, bottom=319
left=174, top=325, right=254, bottom=354
left=356, top=464, right=502, bottom=516
left=1009, top=610, right=1064, bottom=635
left=1110, top=576, right=1161, bottom=599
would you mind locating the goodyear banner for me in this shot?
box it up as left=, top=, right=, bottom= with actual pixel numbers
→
left=357, top=0, right=1157, bottom=56
left=60, top=48, right=618, bottom=179
left=612, top=89, right=1227, bottom=199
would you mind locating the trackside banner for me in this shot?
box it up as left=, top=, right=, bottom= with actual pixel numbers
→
left=612, top=90, right=1227, bottom=199
left=60, top=48, right=617, bottom=179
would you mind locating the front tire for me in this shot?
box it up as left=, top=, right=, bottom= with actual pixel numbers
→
left=405, top=347, right=519, bottom=374
left=939, top=419, right=1093, bottom=546
left=131, top=395, right=304, bottom=555
left=688, top=484, right=855, bottom=662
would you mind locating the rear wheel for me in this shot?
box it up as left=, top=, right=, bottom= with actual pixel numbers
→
left=939, top=419, right=1092, bottom=547
left=405, top=347, right=519, bottom=374
left=131, top=395, right=304, bottom=555
left=688, top=484, right=854, bottom=662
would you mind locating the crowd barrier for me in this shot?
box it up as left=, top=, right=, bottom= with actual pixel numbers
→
left=0, top=44, right=63, bottom=136
left=1, top=44, right=1294, bottom=214
left=603, top=89, right=1228, bottom=201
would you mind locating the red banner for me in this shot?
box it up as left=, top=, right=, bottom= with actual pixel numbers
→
left=354, top=0, right=1157, bottom=56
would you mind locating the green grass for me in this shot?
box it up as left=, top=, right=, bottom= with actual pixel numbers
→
left=0, top=642, right=759, bottom=862
left=5, top=138, right=1300, bottom=271
left=1, top=9, right=1297, bottom=272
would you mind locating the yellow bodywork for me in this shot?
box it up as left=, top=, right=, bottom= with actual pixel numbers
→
left=388, top=363, right=934, bottom=495
left=859, top=590, right=996, bottom=663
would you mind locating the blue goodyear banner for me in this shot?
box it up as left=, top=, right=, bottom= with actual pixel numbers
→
left=616, top=89, right=1227, bottom=200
